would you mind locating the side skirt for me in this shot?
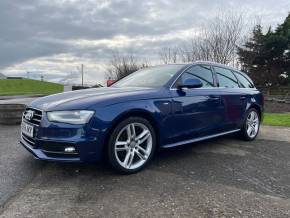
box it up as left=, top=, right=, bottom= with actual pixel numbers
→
left=162, top=129, right=241, bottom=148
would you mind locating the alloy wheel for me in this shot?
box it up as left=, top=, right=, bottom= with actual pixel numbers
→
left=246, top=111, right=259, bottom=138
left=114, top=122, right=152, bottom=170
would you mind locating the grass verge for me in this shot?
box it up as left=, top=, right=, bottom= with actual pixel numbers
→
left=0, top=79, right=63, bottom=96
left=264, top=113, right=290, bottom=127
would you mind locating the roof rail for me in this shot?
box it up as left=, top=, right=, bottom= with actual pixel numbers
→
left=192, top=60, right=239, bottom=71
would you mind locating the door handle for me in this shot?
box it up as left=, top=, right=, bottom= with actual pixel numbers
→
left=209, top=96, right=220, bottom=102
left=240, top=96, right=246, bottom=100
left=210, top=97, right=220, bottom=100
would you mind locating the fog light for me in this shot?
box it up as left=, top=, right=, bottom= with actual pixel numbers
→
left=64, top=147, right=76, bottom=153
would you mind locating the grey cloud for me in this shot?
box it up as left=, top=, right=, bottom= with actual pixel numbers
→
left=0, top=0, right=289, bottom=83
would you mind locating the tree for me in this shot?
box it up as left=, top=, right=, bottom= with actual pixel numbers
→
left=273, top=13, right=290, bottom=85
left=158, top=47, right=178, bottom=64
left=238, top=13, right=290, bottom=86
left=159, top=12, right=245, bottom=66
left=200, top=13, right=244, bottom=65
left=237, top=25, right=268, bottom=85
left=106, top=51, right=149, bottom=80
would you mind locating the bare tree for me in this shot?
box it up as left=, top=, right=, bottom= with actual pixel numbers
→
left=169, top=12, right=245, bottom=66
left=158, top=47, right=179, bottom=64
left=106, top=51, right=150, bottom=80
left=204, top=13, right=244, bottom=65
left=178, top=45, right=193, bottom=63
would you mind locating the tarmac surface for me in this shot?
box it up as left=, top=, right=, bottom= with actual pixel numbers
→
left=0, top=125, right=290, bottom=217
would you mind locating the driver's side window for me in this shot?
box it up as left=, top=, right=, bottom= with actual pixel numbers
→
left=173, top=65, right=214, bottom=88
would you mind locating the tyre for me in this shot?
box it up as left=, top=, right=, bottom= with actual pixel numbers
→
left=107, top=117, right=156, bottom=174
left=240, top=108, right=260, bottom=141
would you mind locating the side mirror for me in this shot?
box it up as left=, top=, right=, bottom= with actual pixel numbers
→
left=178, top=78, right=203, bottom=90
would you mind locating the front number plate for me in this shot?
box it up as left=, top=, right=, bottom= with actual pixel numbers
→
left=21, top=122, right=34, bottom=138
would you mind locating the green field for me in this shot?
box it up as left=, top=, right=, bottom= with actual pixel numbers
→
left=0, top=79, right=63, bottom=96
left=264, top=113, right=290, bottom=127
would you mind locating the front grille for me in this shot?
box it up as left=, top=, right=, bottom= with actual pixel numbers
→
left=23, top=108, right=43, bottom=126
left=22, top=134, right=36, bottom=147
left=22, top=107, right=42, bottom=148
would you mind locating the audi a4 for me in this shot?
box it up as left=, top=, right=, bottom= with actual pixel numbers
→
left=20, top=61, right=263, bottom=173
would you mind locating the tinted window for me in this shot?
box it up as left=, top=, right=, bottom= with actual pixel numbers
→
left=214, top=67, right=239, bottom=88
left=234, top=72, right=254, bottom=88
left=174, top=65, right=214, bottom=88
left=112, top=65, right=184, bottom=88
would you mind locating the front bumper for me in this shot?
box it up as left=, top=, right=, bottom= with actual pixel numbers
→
left=20, top=136, right=81, bottom=162
left=20, top=109, right=106, bottom=162
left=20, top=132, right=102, bottom=162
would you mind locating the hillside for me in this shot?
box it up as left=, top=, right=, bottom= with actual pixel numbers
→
left=0, top=79, right=64, bottom=96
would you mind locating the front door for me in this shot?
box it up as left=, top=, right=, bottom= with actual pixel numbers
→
left=165, top=65, right=225, bottom=145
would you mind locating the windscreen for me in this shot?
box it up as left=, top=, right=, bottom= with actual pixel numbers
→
left=112, top=65, right=185, bottom=88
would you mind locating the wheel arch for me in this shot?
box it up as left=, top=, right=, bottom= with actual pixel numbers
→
left=248, top=103, right=263, bottom=121
left=101, top=109, right=160, bottom=159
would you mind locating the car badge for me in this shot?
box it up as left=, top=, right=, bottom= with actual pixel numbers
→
left=25, top=110, right=34, bottom=121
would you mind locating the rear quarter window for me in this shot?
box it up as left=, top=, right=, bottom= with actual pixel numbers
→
left=234, top=72, right=254, bottom=88
left=214, top=67, right=239, bottom=88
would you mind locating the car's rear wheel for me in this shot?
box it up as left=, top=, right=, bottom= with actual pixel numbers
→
left=240, top=108, right=260, bottom=141
left=107, top=117, right=156, bottom=174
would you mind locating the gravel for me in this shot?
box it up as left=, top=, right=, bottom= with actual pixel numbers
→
left=1, top=125, right=290, bottom=217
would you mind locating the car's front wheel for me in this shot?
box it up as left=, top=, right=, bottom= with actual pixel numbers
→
left=240, top=108, right=260, bottom=141
left=107, top=117, right=156, bottom=174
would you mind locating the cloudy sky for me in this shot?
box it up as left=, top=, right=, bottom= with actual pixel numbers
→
left=1, top=0, right=289, bottom=85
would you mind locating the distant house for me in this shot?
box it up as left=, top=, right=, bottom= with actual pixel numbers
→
left=0, top=73, right=6, bottom=79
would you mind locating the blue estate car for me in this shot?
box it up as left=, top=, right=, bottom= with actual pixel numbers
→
left=20, top=61, right=263, bottom=173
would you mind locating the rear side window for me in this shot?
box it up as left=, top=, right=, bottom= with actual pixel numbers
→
left=174, top=65, right=214, bottom=88
left=234, top=72, right=254, bottom=88
left=214, top=67, right=239, bottom=88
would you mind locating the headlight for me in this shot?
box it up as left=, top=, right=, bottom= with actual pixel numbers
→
left=47, top=110, right=94, bottom=124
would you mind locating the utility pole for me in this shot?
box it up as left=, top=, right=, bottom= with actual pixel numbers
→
left=81, top=64, right=84, bottom=87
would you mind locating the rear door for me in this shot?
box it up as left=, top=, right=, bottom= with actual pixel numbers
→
left=213, top=66, right=247, bottom=130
